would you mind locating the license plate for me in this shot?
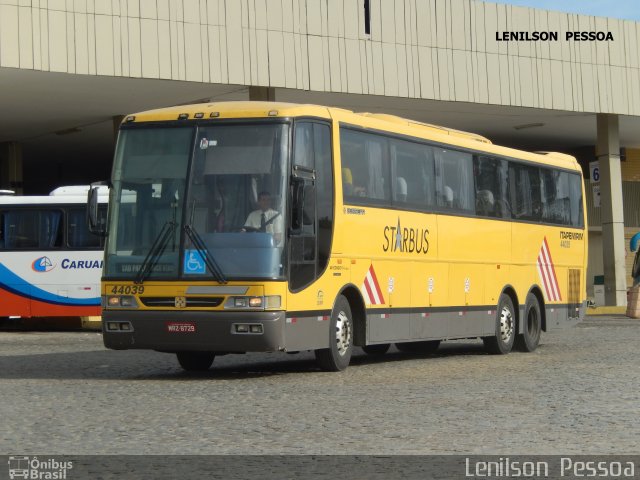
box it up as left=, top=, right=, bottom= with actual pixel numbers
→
left=166, top=322, right=196, bottom=333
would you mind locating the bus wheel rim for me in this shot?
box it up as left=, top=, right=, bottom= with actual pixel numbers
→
left=335, top=311, right=351, bottom=356
left=499, top=306, right=514, bottom=343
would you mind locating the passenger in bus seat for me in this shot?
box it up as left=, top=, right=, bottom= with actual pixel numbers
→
left=476, top=190, right=495, bottom=216
left=443, top=186, right=454, bottom=208
left=342, top=168, right=354, bottom=195
left=396, top=177, right=407, bottom=202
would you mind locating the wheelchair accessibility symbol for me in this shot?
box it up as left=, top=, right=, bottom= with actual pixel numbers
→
left=184, top=249, right=206, bottom=274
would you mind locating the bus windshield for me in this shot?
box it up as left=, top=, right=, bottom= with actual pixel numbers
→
left=105, top=123, right=289, bottom=281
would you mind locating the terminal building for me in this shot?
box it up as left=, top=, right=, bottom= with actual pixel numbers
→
left=0, top=0, right=639, bottom=306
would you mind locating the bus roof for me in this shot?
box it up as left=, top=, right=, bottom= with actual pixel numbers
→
left=0, top=195, right=91, bottom=205
left=123, top=101, right=580, bottom=173
left=50, top=185, right=96, bottom=196
left=0, top=185, right=108, bottom=205
left=123, top=101, right=337, bottom=123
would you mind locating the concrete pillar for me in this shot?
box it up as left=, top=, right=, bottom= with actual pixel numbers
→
left=0, top=142, right=23, bottom=194
left=249, top=86, right=276, bottom=101
left=596, top=114, right=627, bottom=306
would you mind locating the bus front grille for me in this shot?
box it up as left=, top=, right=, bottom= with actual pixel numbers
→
left=139, top=297, right=224, bottom=308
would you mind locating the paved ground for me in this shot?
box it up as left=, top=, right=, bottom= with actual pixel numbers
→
left=0, top=316, right=637, bottom=455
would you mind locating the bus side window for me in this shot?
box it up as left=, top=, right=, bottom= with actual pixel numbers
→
left=3, top=210, right=63, bottom=249
left=541, top=169, right=571, bottom=225
left=568, top=173, right=584, bottom=228
left=0, top=212, right=4, bottom=249
left=340, top=129, right=390, bottom=204
left=67, top=207, right=105, bottom=248
left=314, top=123, right=333, bottom=274
left=435, top=149, right=473, bottom=212
left=510, top=164, right=542, bottom=222
left=390, top=138, right=436, bottom=209
left=474, top=156, right=510, bottom=218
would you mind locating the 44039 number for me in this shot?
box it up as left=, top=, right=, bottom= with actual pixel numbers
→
left=110, top=285, right=145, bottom=295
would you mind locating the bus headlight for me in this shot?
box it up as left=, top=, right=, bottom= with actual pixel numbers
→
left=105, top=295, right=139, bottom=308
left=249, top=297, right=263, bottom=308
left=224, top=296, right=281, bottom=310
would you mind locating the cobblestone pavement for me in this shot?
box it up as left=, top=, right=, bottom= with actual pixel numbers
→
left=0, top=316, right=637, bottom=455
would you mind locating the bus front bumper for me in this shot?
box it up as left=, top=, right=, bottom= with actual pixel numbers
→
left=102, top=310, right=286, bottom=352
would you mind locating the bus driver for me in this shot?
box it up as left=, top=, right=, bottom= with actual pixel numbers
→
left=243, top=191, right=283, bottom=246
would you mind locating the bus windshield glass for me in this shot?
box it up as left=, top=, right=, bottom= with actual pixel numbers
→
left=105, top=123, right=289, bottom=280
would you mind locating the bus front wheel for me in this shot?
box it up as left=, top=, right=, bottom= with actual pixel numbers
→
left=514, top=293, right=541, bottom=352
left=483, top=294, right=516, bottom=355
left=176, top=352, right=215, bottom=371
left=315, top=295, right=353, bottom=371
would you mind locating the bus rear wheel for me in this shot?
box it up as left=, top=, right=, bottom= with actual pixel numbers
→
left=362, top=343, right=390, bottom=355
left=395, top=340, right=440, bottom=354
left=515, top=293, right=541, bottom=352
left=315, top=295, right=353, bottom=371
left=176, top=352, right=215, bottom=371
left=483, top=294, right=516, bottom=355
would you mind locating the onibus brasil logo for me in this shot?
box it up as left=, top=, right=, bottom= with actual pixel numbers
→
left=8, top=456, right=73, bottom=479
left=31, top=256, right=55, bottom=273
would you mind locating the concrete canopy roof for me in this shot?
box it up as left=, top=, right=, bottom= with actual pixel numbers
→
left=1, top=68, right=639, bottom=192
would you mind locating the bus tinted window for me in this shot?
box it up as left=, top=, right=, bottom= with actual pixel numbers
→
left=340, top=129, right=390, bottom=205
left=569, top=173, right=584, bottom=227
left=435, top=148, right=474, bottom=212
left=314, top=123, right=333, bottom=273
left=390, top=138, right=436, bottom=209
left=510, top=164, right=543, bottom=222
left=540, top=169, right=571, bottom=225
left=2, top=210, right=63, bottom=249
left=474, top=156, right=510, bottom=218
left=67, top=207, right=106, bottom=248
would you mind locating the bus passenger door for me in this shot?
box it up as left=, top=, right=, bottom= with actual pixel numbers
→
left=286, top=121, right=335, bottom=351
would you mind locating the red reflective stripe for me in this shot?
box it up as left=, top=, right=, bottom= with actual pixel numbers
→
left=544, top=237, right=562, bottom=300
left=537, top=252, right=553, bottom=301
left=368, top=265, right=385, bottom=304
left=364, top=279, right=376, bottom=304
left=540, top=240, right=559, bottom=301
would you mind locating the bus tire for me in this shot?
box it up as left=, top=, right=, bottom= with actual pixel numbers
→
left=515, top=293, right=541, bottom=352
left=315, top=295, right=353, bottom=371
left=395, top=340, right=440, bottom=353
left=176, top=352, right=215, bottom=371
left=362, top=343, right=390, bottom=355
left=483, top=293, right=516, bottom=355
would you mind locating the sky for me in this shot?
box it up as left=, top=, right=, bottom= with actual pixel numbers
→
left=489, top=0, right=640, bottom=21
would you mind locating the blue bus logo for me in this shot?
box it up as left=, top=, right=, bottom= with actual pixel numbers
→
left=31, top=256, right=55, bottom=273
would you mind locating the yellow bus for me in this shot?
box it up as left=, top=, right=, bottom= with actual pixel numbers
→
left=89, top=101, right=587, bottom=372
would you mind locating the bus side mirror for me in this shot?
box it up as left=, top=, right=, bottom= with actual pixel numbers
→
left=87, top=182, right=108, bottom=236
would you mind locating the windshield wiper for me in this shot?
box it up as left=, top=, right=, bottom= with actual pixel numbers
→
left=183, top=224, right=227, bottom=284
left=134, top=220, right=176, bottom=284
